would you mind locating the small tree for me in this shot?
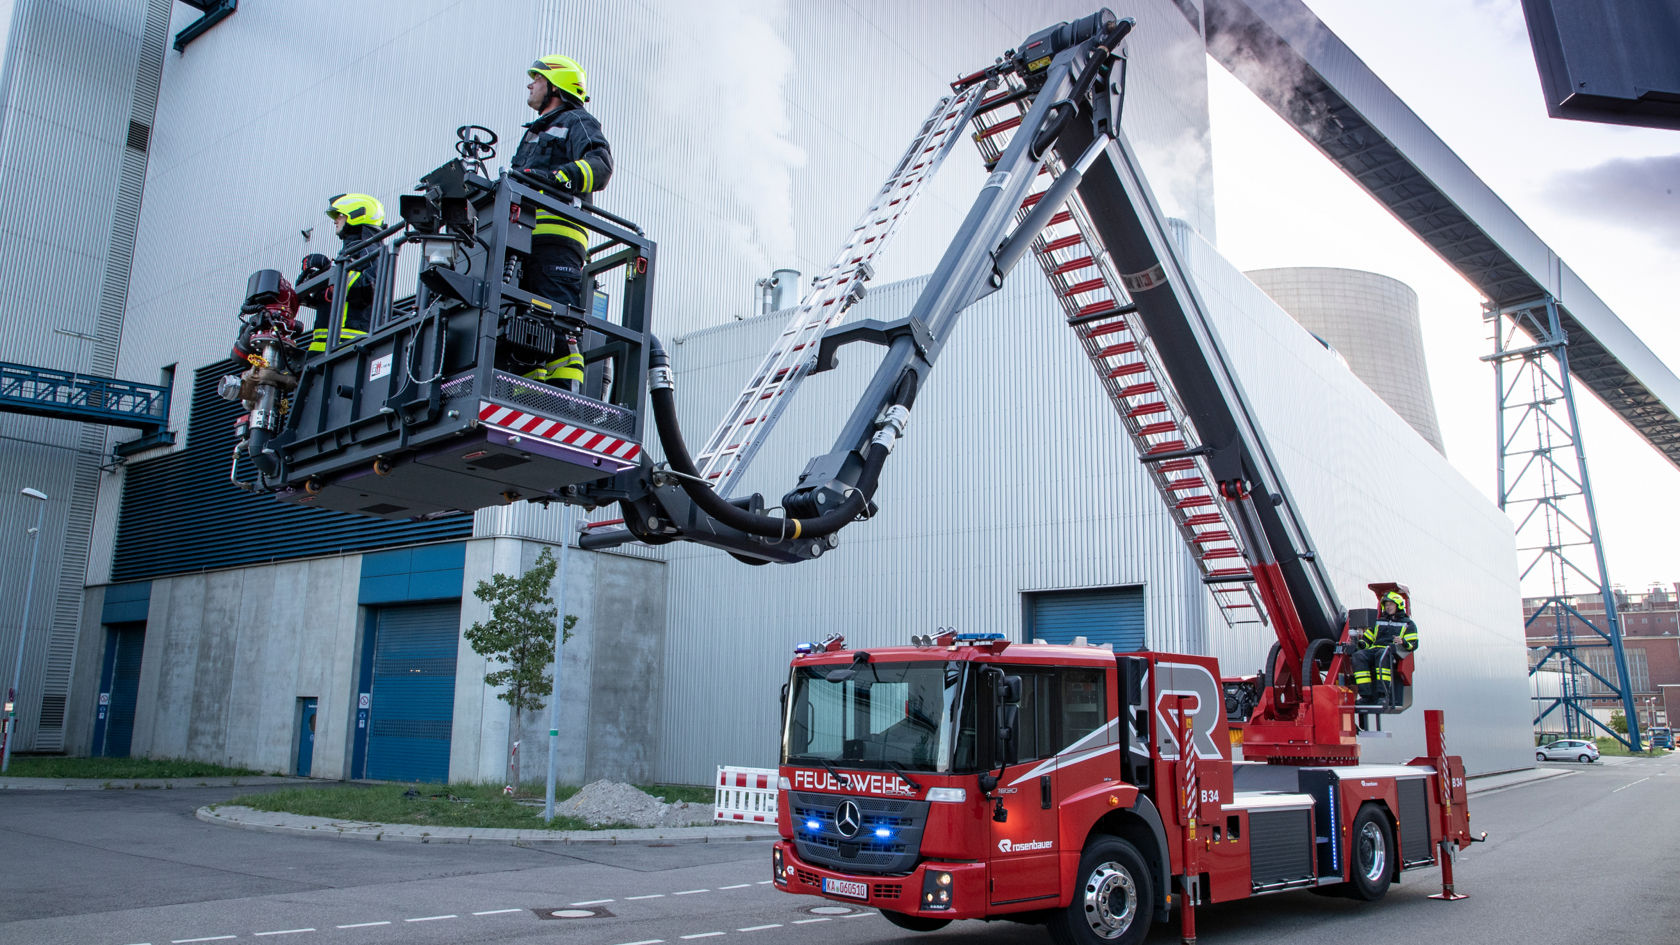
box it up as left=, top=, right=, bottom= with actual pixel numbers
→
left=464, top=546, right=577, bottom=790
left=1609, top=710, right=1627, bottom=735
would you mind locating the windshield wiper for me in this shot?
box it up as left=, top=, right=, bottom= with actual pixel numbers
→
left=881, top=759, right=923, bottom=792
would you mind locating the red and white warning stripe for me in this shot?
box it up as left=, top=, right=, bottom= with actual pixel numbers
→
left=478, top=402, right=642, bottom=461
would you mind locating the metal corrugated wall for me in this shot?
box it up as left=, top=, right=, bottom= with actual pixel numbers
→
left=109, top=362, right=471, bottom=581
left=0, top=0, right=167, bottom=751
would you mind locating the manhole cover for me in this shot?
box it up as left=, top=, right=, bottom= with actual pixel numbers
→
left=534, top=907, right=614, bottom=920
left=807, top=905, right=858, bottom=916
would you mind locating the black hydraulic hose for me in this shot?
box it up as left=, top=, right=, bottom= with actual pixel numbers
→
left=648, top=336, right=909, bottom=541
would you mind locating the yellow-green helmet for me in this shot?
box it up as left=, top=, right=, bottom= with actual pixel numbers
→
left=326, top=193, right=384, bottom=227
left=1383, top=591, right=1406, bottom=612
left=529, top=54, right=587, bottom=104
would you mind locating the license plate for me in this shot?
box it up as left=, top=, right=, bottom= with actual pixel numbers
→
left=822, top=877, right=869, bottom=900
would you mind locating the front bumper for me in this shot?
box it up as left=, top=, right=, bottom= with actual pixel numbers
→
left=773, top=840, right=987, bottom=918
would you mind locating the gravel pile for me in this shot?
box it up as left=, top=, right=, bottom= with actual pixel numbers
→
left=555, top=779, right=715, bottom=827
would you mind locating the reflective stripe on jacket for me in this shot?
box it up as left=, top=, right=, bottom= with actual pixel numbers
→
left=512, top=103, right=612, bottom=249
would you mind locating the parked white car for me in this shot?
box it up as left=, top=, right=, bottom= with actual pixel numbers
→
left=1536, top=739, right=1599, bottom=763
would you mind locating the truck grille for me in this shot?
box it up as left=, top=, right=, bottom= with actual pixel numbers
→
left=788, top=791, right=929, bottom=874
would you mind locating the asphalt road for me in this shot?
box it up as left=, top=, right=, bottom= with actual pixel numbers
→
left=1, top=756, right=1675, bottom=945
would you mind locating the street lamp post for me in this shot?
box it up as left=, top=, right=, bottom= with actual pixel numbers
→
left=2, top=488, right=48, bottom=773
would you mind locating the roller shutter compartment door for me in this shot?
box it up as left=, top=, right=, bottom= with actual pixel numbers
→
left=366, top=603, right=460, bottom=783
left=1026, top=587, right=1145, bottom=651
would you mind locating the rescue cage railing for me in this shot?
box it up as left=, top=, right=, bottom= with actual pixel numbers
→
left=274, top=167, right=656, bottom=478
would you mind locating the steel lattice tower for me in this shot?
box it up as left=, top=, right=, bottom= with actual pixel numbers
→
left=1486, top=296, right=1642, bottom=749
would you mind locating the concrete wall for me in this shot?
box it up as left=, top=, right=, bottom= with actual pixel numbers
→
left=70, top=539, right=665, bottom=783
left=453, top=540, right=667, bottom=785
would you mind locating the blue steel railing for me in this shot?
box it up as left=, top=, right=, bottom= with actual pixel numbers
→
left=0, top=361, right=170, bottom=433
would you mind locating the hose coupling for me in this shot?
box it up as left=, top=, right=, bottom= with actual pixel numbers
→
left=649, top=363, right=674, bottom=392
left=870, top=404, right=911, bottom=452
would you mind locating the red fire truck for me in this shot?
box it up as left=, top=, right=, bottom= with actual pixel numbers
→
left=769, top=10, right=1481, bottom=945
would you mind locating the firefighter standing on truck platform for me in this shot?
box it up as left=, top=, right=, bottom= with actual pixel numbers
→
left=1353, top=591, right=1419, bottom=704
left=298, top=193, right=384, bottom=353
left=512, top=54, right=612, bottom=391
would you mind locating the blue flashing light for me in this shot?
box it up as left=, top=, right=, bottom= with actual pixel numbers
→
left=805, top=819, right=823, bottom=832
left=955, top=632, right=1005, bottom=642
left=794, top=643, right=817, bottom=655
left=874, top=827, right=893, bottom=839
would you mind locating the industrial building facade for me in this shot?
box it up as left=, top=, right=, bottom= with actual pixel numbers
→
left=1, top=0, right=1536, bottom=782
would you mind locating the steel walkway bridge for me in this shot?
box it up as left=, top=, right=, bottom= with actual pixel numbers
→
left=1206, top=0, right=1673, bottom=750
left=0, top=361, right=172, bottom=455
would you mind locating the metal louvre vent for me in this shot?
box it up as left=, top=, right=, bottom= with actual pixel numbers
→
left=126, top=120, right=151, bottom=152
left=488, top=371, right=636, bottom=437
left=1248, top=808, right=1315, bottom=888
left=788, top=791, right=929, bottom=874
left=1397, top=778, right=1432, bottom=864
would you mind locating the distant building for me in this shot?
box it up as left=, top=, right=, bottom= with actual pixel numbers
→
left=1524, top=584, right=1679, bottom=733
left=1245, top=268, right=1445, bottom=454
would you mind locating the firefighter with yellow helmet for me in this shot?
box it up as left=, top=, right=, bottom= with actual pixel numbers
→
left=1353, top=590, right=1419, bottom=705
left=510, top=54, right=612, bottom=391
left=298, top=193, right=385, bottom=353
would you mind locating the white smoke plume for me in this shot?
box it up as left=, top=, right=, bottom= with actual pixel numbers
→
left=649, top=0, right=807, bottom=275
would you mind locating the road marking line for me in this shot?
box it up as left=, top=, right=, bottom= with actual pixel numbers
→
left=173, top=938, right=237, bottom=944
left=570, top=899, right=615, bottom=906
left=255, top=930, right=315, bottom=937
left=673, top=889, right=709, bottom=895
left=681, top=934, right=726, bottom=940
left=756, top=880, right=772, bottom=884
left=842, top=912, right=876, bottom=918
left=1612, top=777, right=1650, bottom=792
left=405, top=915, right=457, bottom=922
left=473, top=909, right=524, bottom=916
left=613, top=940, right=665, bottom=945
left=793, top=917, right=831, bottom=924
left=720, top=883, right=751, bottom=890
left=336, top=921, right=389, bottom=928
left=737, top=925, right=782, bottom=932
left=626, top=894, right=665, bottom=900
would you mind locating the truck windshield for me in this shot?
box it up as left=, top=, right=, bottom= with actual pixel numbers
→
left=783, top=660, right=976, bottom=773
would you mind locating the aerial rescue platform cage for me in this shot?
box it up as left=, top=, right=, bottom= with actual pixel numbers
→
left=269, top=163, right=656, bottom=519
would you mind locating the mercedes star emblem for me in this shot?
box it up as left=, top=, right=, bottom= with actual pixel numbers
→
left=835, top=800, right=862, bottom=838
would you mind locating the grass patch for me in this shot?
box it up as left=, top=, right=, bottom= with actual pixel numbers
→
left=225, top=780, right=716, bottom=831
left=227, top=782, right=606, bottom=831
left=638, top=783, right=714, bottom=805
left=3, top=756, right=266, bottom=780
left=1594, top=737, right=1671, bottom=758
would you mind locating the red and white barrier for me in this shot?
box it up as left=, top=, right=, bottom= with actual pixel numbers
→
left=714, top=765, right=778, bottom=823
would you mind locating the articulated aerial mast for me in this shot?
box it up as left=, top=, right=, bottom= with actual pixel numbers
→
left=223, top=9, right=1415, bottom=754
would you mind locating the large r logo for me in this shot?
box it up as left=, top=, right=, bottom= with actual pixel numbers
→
left=1153, top=661, right=1224, bottom=760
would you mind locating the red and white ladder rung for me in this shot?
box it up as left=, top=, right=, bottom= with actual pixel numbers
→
left=690, top=86, right=987, bottom=498
left=967, top=77, right=1265, bottom=627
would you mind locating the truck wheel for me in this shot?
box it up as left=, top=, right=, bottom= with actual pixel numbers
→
left=1047, top=836, right=1154, bottom=945
left=1347, top=805, right=1393, bottom=901
left=879, top=911, right=951, bottom=932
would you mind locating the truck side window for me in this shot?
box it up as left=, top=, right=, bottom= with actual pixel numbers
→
left=1059, top=668, right=1107, bottom=747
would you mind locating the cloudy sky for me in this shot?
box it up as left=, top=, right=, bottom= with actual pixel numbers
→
left=1204, top=0, right=1680, bottom=596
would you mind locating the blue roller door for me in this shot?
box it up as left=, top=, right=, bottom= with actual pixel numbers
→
left=366, top=603, right=460, bottom=783
left=1025, top=587, right=1145, bottom=651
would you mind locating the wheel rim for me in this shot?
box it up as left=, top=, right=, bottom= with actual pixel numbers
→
left=1359, top=821, right=1387, bottom=882
left=1081, top=860, right=1138, bottom=940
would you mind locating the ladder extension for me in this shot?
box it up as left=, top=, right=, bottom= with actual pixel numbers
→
left=966, top=76, right=1266, bottom=627
left=690, top=85, right=988, bottom=498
